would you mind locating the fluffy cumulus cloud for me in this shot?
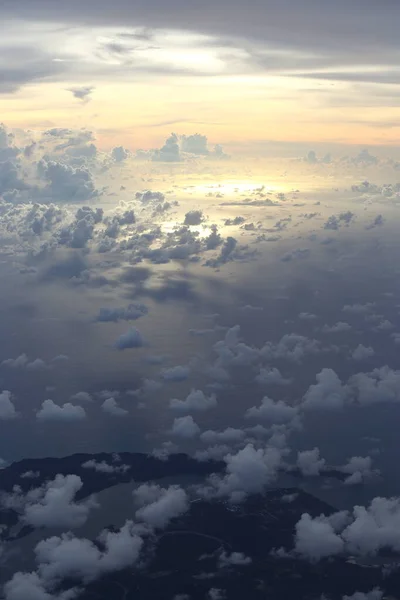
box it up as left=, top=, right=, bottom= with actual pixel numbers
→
left=171, top=415, right=200, bottom=438
left=170, top=389, right=217, bottom=413
left=3, top=474, right=97, bottom=529
left=36, top=400, right=86, bottom=422
left=38, top=160, right=99, bottom=203
left=96, top=303, right=147, bottom=323
left=302, top=368, right=350, bottom=410
left=340, top=456, right=378, bottom=485
left=0, top=390, right=18, bottom=420
left=82, top=460, right=130, bottom=474
left=4, top=520, right=145, bottom=598
left=350, top=366, right=400, bottom=405
left=114, top=327, right=145, bottom=350
left=351, top=344, right=375, bottom=361
left=101, top=397, right=128, bottom=416
left=245, top=396, right=297, bottom=424
left=294, top=496, right=400, bottom=561
left=133, top=483, right=189, bottom=528
left=296, top=447, right=326, bottom=476
left=204, top=443, right=283, bottom=502
left=162, top=365, right=190, bottom=381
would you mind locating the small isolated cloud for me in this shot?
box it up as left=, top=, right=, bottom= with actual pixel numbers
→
left=68, top=86, right=95, bottom=102
left=322, top=321, right=352, bottom=333
left=36, top=399, right=86, bottom=422
left=171, top=415, right=200, bottom=438
left=218, top=551, right=252, bottom=568
left=101, top=397, right=128, bottom=416
left=255, top=367, right=290, bottom=386
left=133, top=483, right=189, bottom=528
left=82, top=460, right=130, bottom=474
left=115, top=327, right=145, bottom=350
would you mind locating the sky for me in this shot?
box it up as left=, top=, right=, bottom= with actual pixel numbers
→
left=2, top=0, right=400, bottom=150
left=4, top=2, right=400, bottom=600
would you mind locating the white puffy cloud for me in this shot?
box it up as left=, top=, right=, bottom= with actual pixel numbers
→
left=101, top=397, right=128, bottom=416
left=33, top=520, right=144, bottom=587
left=295, top=495, right=400, bottom=561
left=170, top=389, right=217, bottom=413
left=4, top=572, right=77, bottom=600
left=322, top=321, right=352, bottom=333
left=0, top=390, right=18, bottom=420
left=114, top=327, right=145, bottom=350
left=206, top=444, right=283, bottom=502
left=255, top=367, right=290, bottom=386
left=351, top=344, right=375, bottom=361
left=1, top=354, right=28, bottom=368
left=133, top=483, right=189, bottom=528
left=343, top=590, right=383, bottom=600
left=5, top=474, right=97, bottom=529
left=171, top=416, right=200, bottom=438
left=350, top=366, right=400, bottom=404
left=297, top=447, right=326, bottom=476
left=294, top=513, right=345, bottom=561
left=245, top=396, right=297, bottom=424
left=302, top=368, right=350, bottom=410
left=218, top=551, right=252, bottom=568
left=184, top=210, right=204, bottom=226
left=69, top=391, right=92, bottom=403
left=38, top=160, right=99, bottom=203
left=200, top=427, right=245, bottom=445
left=162, top=365, right=190, bottom=381
left=82, top=460, right=130, bottom=474
left=36, top=400, right=86, bottom=422
left=340, top=456, right=378, bottom=485
left=111, top=146, right=130, bottom=162
left=96, top=303, right=147, bottom=322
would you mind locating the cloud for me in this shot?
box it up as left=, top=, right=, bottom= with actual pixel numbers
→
left=36, top=400, right=86, bottom=422
left=69, top=391, right=93, bottom=403
left=171, top=415, right=201, bottom=438
left=295, top=495, right=400, bottom=561
left=245, top=396, right=297, bottom=424
left=321, top=321, right=352, bottom=333
left=340, top=455, right=378, bottom=485
left=218, top=551, right=252, bottom=568
left=101, top=397, right=128, bottom=416
left=296, top=447, right=326, bottom=476
left=114, top=327, right=145, bottom=350
left=351, top=344, right=375, bottom=361
left=96, top=303, right=148, bottom=323
left=133, top=483, right=189, bottom=528
left=294, top=513, right=345, bottom=561
left=24, top=474, right=96, bottom=529
left=184, top=210, right=204, bottom=226
left=38, top=160, right=99, bottom=203
left=204, top=443, right=283, bottom=502
left=0, top=390, right=18, bottom=420
left=13, top=519, right=145, bottom=596
left=255, top=367, right=290, bottom=386
left=82, top=459, right=130, bottom=474
left=111, top=146, right=130, bottom=162
left=302, top=368, right=350, bottom=410
left=68, top=86, right=95, bottom=102
left=170, top=389, right=217, bottom=413
left=162, top=365, right=190, bottom=381
left=200, top=427, right=245, bottom=445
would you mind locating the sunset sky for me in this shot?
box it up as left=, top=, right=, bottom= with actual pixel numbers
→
left=2, top=0, right=400, bottom=152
